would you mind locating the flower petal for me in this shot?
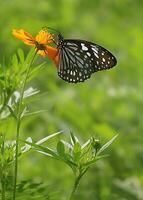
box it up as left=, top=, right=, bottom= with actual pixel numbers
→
left=45, top=46, right=59, bottom=67
left=37, top=49, right=47, bottom=57
left=12, top=29, right=35, bottom=46
left=35, top=30, right=54, bottom=45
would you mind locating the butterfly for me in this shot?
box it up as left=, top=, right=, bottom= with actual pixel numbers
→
left=46, top=28, right=117, bottom=83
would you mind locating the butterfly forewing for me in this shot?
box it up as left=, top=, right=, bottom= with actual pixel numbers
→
left=57, top=39, right=117, bottom=83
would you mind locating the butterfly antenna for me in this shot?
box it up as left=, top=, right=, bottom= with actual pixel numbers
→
left=42, top=26, right=61, bottom=35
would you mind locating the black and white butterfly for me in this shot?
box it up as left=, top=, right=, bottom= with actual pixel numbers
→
left=50, top=30, right=117, bottom=83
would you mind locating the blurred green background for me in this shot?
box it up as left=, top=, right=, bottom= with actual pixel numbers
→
left=0, top=0, right=143, bottom=199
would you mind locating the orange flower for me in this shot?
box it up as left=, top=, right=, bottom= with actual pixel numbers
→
left=12, top=29, right=59, bottom=62
left=12, top=29, right=35, bottom=45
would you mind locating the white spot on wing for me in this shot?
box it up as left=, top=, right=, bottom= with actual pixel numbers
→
left=91, top=47, right=98, bottom=54
left=81, top=43, right=88, bottom=51
left=102, top=58, right=105, bottom=62
left=94, top=52, right=99, bottom=58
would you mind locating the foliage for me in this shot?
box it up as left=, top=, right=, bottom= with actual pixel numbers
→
left=0, top=0, right=143, bottom=199
left=24, top=132, right=117, bottom=199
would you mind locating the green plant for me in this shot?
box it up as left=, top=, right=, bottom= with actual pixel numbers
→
left=0, top=134, right=16, bottom=200
left=0, top=48, right=45, bottom=199
left=24, top=132, right=118, bottom=199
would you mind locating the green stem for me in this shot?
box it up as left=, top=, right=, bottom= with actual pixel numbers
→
left=0, top=135, right=5, bottom=200
left=69, top=168, right=88, bottom=200
left=69, top=176, right=80, bottom=200
left=1, top=169, right=5, bottom=200
left=12, top=50, right=37, bottom=200
left=0, top=94, right=11, bottom=115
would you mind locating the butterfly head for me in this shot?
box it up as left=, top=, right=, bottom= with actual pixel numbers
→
left=42, top=27, right=63, bottom=45
left=57, top=33, right=64, bottom=46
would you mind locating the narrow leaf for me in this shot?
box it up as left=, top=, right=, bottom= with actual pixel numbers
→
left=73, top=142, right=81, bottom=163
left=57, top=141, right=65, bottom=157
left=97, top=134, right=118, bottom=155
left=83, top=155, right=109, bottom=167
left=21, top=137, right=32, bottom=153
left=28, top=62, right=45, bottom=81
left=81, top=139, right=91, bottom=149
left=18, top=49, right=25, bottom=64
left=25, top=48, right=36, bottom=65
left=7, top=105, right=17, bottom=120
left=24, top=140, right=59, bottom=159
left=70, top=131, right=79, bottom=145
left=23, top=87, right=40, bottom=98
left=36, top=130, right=64, bottom=145
left=61, top=140, right=73, bottom=150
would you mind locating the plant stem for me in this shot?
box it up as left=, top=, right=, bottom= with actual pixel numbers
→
left=0, top=135, right=5, bottom=200
left=0, top=94, right=11, bottom=115
left=1, top=170, right=5, bottom=200
left=69, top=169, right=88, bottom=200
left=69, top=176, right=80, bottom=200
left=12, top=50, right=37, bottom=200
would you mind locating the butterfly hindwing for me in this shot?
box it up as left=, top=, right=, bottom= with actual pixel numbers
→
left=57, top=39, right=117, bottom=83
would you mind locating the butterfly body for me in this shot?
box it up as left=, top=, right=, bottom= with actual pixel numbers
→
left=53, top=33, right=117, bottom=83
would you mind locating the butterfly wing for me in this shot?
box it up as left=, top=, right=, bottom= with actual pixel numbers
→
left=58, top=39, right=117, bottom=83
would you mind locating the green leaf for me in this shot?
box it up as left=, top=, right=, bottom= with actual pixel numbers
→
left=25, top=47, right=36, bottom=65
left=57, top=141, right=65, bottom=157
left=91, top=138, right=101, bottom=149
left=18, top=49, right=25, bottom=64
left=24, top=140, right=77, bottom=171
left=81, top=139, right=91, bottom=150
left=83, top=155, right=109, bottom=167
left=80, top=140, right=92, bottom=163
left=70, top=131, right=79, bottom=145
left=12, top=54, right=18, bottom=67
left=36, top=131, right=64, bottom=145
left=73, top=142, right=81, bottom=163
left=21, top=137, right=32, bottom=154
left=61, top=140, right=73, bottom=150
left=23, top=110, right=48, bottom=117
left=23, top=87, right=40, bottom=98
left=97, top=134, right=118, bottom=155
left=7, top=105, right=17, bottom=120
left=28, top=62, right=45, bottom=81
left=23, top=140, right=59, bottom=159
left=73, top=142, right=81, bottom=154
